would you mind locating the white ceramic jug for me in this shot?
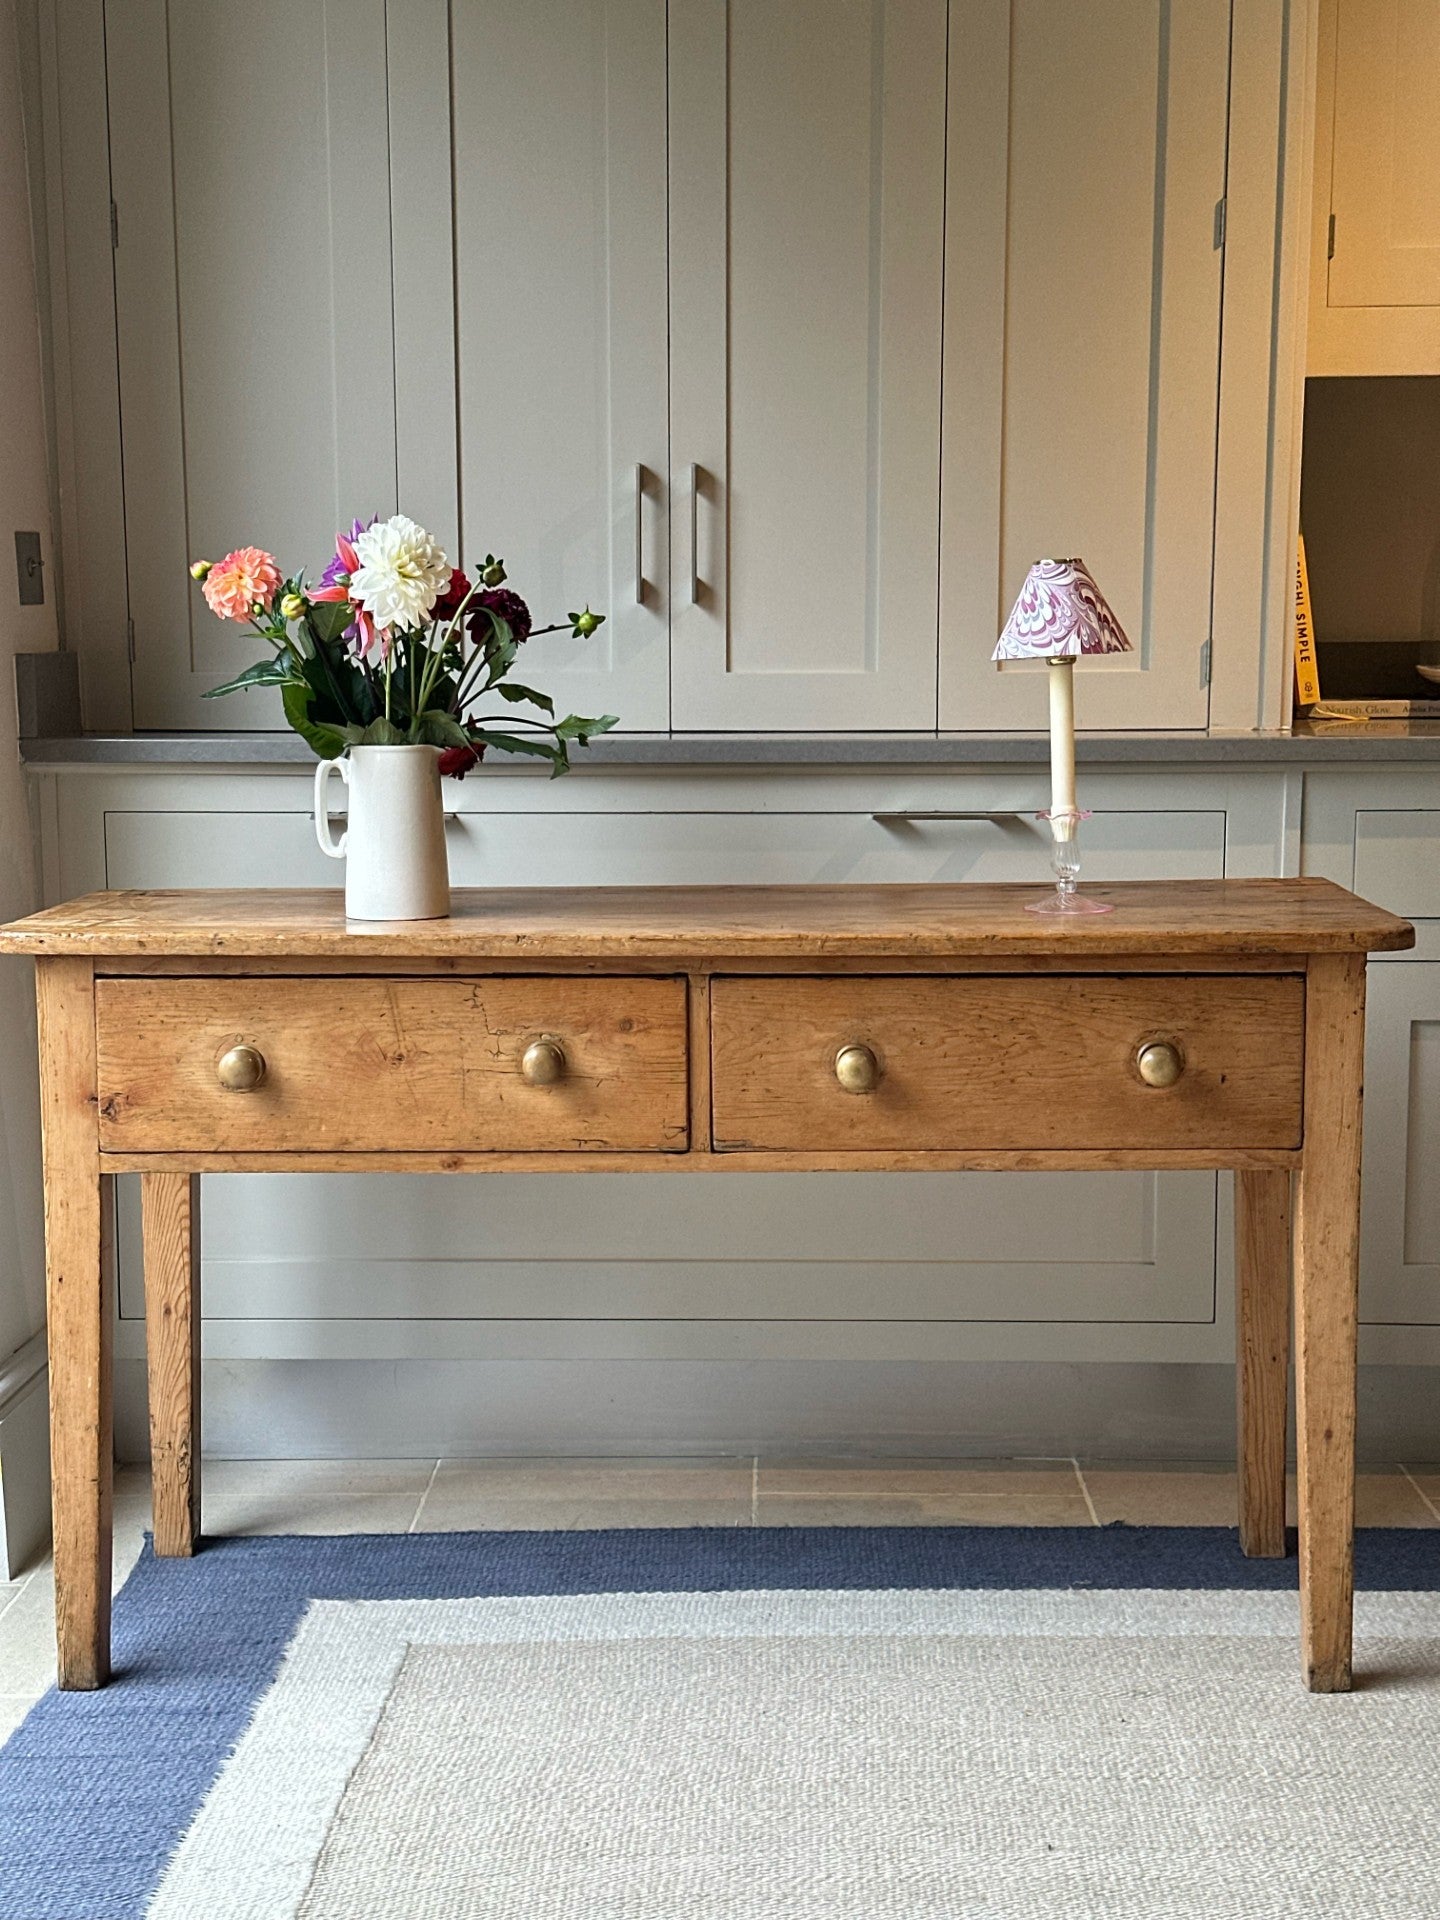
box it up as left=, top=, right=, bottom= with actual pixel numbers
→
left=314, top=745, right=450, bottom=920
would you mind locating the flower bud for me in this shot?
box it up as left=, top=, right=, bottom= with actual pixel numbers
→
left=572, top=606, right=602, bottom=637
left=280, top=592, right=307, bottom=621
left=481, top=560, right=507, bottom=587
left=189, top=559, right=212, bottom=581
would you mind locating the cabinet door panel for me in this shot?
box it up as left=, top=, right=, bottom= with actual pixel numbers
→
left=451, top=0, right=670, bottom=730
left=1360, top=961, right=1440, bottom=1326
left=106, top=0, right=398, bottom=728
left=941, top=0, right=1229, bottom=730
left=669, top=0, right=947, bottom=730
left=1329, top=0, right=1440, bottom=309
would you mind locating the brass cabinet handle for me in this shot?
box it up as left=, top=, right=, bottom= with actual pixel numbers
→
left=521, top=1037, right=567, bottom=1086
left=1136, top=1040, right=1184, bottom=1088
left=834, top=1043, right=880, bottom=1094
left=216, top=1043, right=267, bottom=1093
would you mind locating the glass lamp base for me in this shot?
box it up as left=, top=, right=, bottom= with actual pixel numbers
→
left=1025, top=889, right=1114, bottom=915
left=1028, top=807, right=1115, bottom=914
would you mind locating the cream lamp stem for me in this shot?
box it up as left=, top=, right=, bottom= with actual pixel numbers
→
left=1047, top=656, right=1077, bottom=837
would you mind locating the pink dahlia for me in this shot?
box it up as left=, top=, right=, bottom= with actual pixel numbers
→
left=202, top=547, right=282, bottom=624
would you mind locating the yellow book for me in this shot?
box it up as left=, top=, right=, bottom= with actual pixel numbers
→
left=1294, top=534, right=1321, bottom=708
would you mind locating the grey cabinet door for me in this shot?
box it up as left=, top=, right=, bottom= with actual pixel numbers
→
left=449, top=0, right=670, bottom=732
left=668, top=0, right=948, bottom=731
left=1361, top=960, right=1440, bottom=1327
left=107, top=0, right=399, bottom=729
left=940, top=0, right=1230, bottom=731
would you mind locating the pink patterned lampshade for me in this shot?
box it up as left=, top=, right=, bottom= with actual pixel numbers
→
left=992, top=558, right=1132, bottom=663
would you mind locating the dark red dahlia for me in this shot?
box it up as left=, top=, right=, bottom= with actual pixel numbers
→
left=430, top=568, right=472, bottom=623
left=438, top=742, right=485, bottom=779
left=467, top=587, right=532, bottom=646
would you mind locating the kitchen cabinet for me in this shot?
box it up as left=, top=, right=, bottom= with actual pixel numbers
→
left=667, top=0, right=947, bottom=731
left=62, top=0, right=1269, bottom=734
left=105, top=0, right=400, bottom=728
left=450, top=0, right=671, bottom=730
left=1360, top=959, right=1440, bottom=1326
left=34, top=760, right=1282, bottom=1458
left=1309, top=0, right=1440, bottom=376
left=940, top=0, right=1231, bottom=731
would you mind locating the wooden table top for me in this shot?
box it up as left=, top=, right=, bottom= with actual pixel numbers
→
left=0, top=880, right=1415, bottom=960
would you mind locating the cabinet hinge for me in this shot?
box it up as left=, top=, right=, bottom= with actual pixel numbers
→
left=126, top=616, right=136, bottom=664
left=109, top=200, right=119, bottom=250
left=1328, top=213, right=1336, bottom=261
left=1212, top=196, right=1227, bottom=251
left=1199, top=638, right=1212, bottom=688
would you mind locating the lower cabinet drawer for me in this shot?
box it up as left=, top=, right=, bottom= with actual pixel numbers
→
left=95, top=977, right=689, bottom=1152
left=710, top=974, right=1305, bottom=1152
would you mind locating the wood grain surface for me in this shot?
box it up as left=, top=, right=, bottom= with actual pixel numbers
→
left=141, top=1173, right=201, bottom=1556
left=1294, top=953, right=1366, bottom=1692
left=0, top=878, right=1416, bottom=959
left=95, top=976, right=690, bottom=1153
left=1235, top=1167, right=1292, bottom=1559
left=711, top=973, right=1306, bottom=1152
left=35, top=957, right=114, bottom=1690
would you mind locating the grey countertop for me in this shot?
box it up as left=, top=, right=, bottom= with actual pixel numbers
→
left=17, top=721, right=1440, bottom=766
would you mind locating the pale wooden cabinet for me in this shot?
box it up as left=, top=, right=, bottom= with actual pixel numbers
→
left=105, top=0, right=400, bottom=728
left=1309, top=0, right=1440, bottom=376
left=940, top=0, right=1231, bottom=731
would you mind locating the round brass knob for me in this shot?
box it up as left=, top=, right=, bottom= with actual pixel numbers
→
left=216, top=1043, right=267, bottom=1093
left=1136, top=1040, right=1184, bottom=1089
left=834, top=1043, right=880, bottom=1094
left=521, top=1037, right=567, bottom=1086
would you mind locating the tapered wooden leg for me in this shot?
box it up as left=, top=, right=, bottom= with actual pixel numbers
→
left=1235, top=1168, right=1291, bottom=1558
left=1294, top=954, right=1366, bottom=1694
left=36, top=957, right=113, bottom=1691
left=142, top=1173, right=202, bottom=1556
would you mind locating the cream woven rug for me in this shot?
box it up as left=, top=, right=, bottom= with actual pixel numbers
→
left=145, top=1588, right=1440, bottom=1918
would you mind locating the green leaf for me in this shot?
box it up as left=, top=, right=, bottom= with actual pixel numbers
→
left=470, top=728, right=563, bottom=766
left=495, top=682, right=555, bottom=716
left=553, top=711, right=619, bottom=741
left=203, top=655, right=300, bottom=699
left=307, top=601, right=354, bottom=645
left=281, top=682, right=347, bottom=759
left=412, top=708, right=472, bottom=748
left=351, top=716, right=407, bottom=746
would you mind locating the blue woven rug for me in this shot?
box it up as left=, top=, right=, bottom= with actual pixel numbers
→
left=2, top=1527, right=1438, bottom=1920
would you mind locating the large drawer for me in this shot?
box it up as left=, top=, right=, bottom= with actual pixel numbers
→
left=95, top=977, right=689, bottom=1152
left=710, top=974, right=1305, bottom=1152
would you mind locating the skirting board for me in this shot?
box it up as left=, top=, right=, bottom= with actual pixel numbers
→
left=0, top=1346, right=51, bottom=1578
left=113, top=1357, right=1440, bottom=1467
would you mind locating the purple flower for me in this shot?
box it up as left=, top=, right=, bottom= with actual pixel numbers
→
left=318, top=516, right=378, bottom=597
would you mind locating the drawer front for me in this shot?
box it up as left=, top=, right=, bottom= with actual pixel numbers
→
left=710, top=975, right=1305, bottom=1152
left=95, top=977, right=689, bottom=1152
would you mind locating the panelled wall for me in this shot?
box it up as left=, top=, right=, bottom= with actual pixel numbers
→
left=26, top=0, right=1307, bottom=736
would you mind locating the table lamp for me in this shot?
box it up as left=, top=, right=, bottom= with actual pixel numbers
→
left=993, top=558, right=1132, bottom=915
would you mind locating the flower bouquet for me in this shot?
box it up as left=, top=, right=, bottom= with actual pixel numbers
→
left=192, top=513, right=617, bottom=778
left=190, top=515, right=617, bottom=919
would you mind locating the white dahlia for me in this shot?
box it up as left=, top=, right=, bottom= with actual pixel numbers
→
left=348, top=515, right=450, bottom=631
